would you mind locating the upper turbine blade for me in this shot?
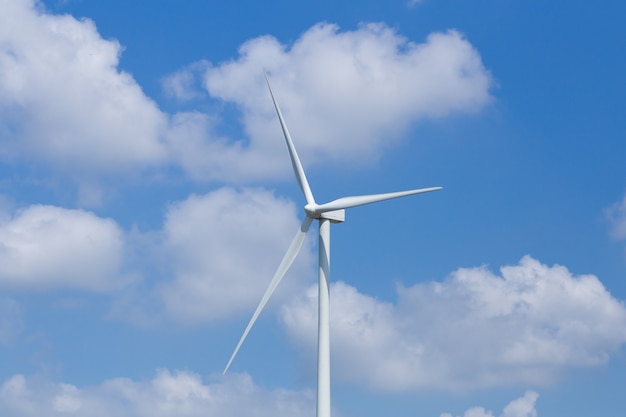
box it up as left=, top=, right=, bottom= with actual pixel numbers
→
left=313, top=187, right=442, bottom=214
left=264, top=71, right=316, bottom=206
left=223, top=216, right=314, bottom=374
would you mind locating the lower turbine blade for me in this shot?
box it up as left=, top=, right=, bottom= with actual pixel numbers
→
left=223, top=216, right=314, bottom=374
left=314, top=187, right=442, bottom=213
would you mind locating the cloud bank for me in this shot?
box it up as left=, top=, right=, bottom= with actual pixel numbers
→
left=441, top=391, right=539, bottom=417
left=204, top=23, right=494, bottom=180
left=0, top=371, right=540, bottom=417
left=0, top=0, right=494, bottom=185
left=0, top=371, right=313, bottom=417
left=3, top=199, right=624, bottom=395
left=0, top=188, right=314, bottom=324
left=282, top=256, right=626, bottom=391
left=3, top=197, right=624, bottom=394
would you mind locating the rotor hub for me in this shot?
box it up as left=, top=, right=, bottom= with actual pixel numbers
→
left=304, top=203, right=319, bottom=218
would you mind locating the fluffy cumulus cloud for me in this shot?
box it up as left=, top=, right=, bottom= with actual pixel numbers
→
left=440, top=391, right=539, bottom=417
left=282, top=256, right=626, bottom=391
left=0, top=205, right=130, bottom=291
left=195, top=23, right=494, bottom=181
left=157, top=187, right=314, bottom=322
left=0, top=370, right=539, bottom=417
left=0, top=188, right=313, bottom=323
left=0, top=370, right=313, bottom=417
left=162, top=61, right=210, bottom=102
left=0, top=0, right=230, bottom=184
left=161, top=22, right=496, bottom=183
left=0, top=1, right=493, bottom=185
left=0, top=0, right=168, bottom=175
left=605, top=192, right=626, bottom=240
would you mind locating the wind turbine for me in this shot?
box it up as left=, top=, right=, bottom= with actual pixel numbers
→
left=224, top=71, right=442, bottom=417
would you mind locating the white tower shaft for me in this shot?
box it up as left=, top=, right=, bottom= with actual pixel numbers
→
left=317, top=218, right=331, bottom=417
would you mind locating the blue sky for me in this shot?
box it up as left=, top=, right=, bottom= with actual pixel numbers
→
left=1, top=0, right=625, bottom=415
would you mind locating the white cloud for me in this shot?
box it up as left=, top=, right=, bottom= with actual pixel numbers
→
left=0, top=1, right=493, bottom=186
left=0, top=370, right=313, bottom=417
left=440, top=391, right=539, bottom=417
left=501, top=391, right=539, bottom=417
left=281, top=256, right=626, bottom=391
left=605, top=192, right=626, bottom=240
left=162, top=61, right=210, bottom=102
left=0, top=188, right=313, bottom=323
left=0, top=371, right=539, bottom=417
left=203, top=23, right=493, bottom=181
left=161, top=111, right=270, bottom=183
left=0, top=204, right=130, bottom=291
left=0, top=0, right=168, bottom=175
left=0, top=0, right=221, bottom=186
left=157, top=187, right=314, bottom=322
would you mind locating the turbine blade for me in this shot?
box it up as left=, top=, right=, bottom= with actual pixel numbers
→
left=264, top=71, right=316, bottom=205
left=314, top=187, right=442, bottom=213
left=223, top=216, right=314, bottom=374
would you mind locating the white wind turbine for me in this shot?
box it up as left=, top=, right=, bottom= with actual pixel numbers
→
left=224, top=72, right=442, bottom=417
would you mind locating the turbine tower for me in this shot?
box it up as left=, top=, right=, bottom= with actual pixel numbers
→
left=224, top=71, right=442, bottom=417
